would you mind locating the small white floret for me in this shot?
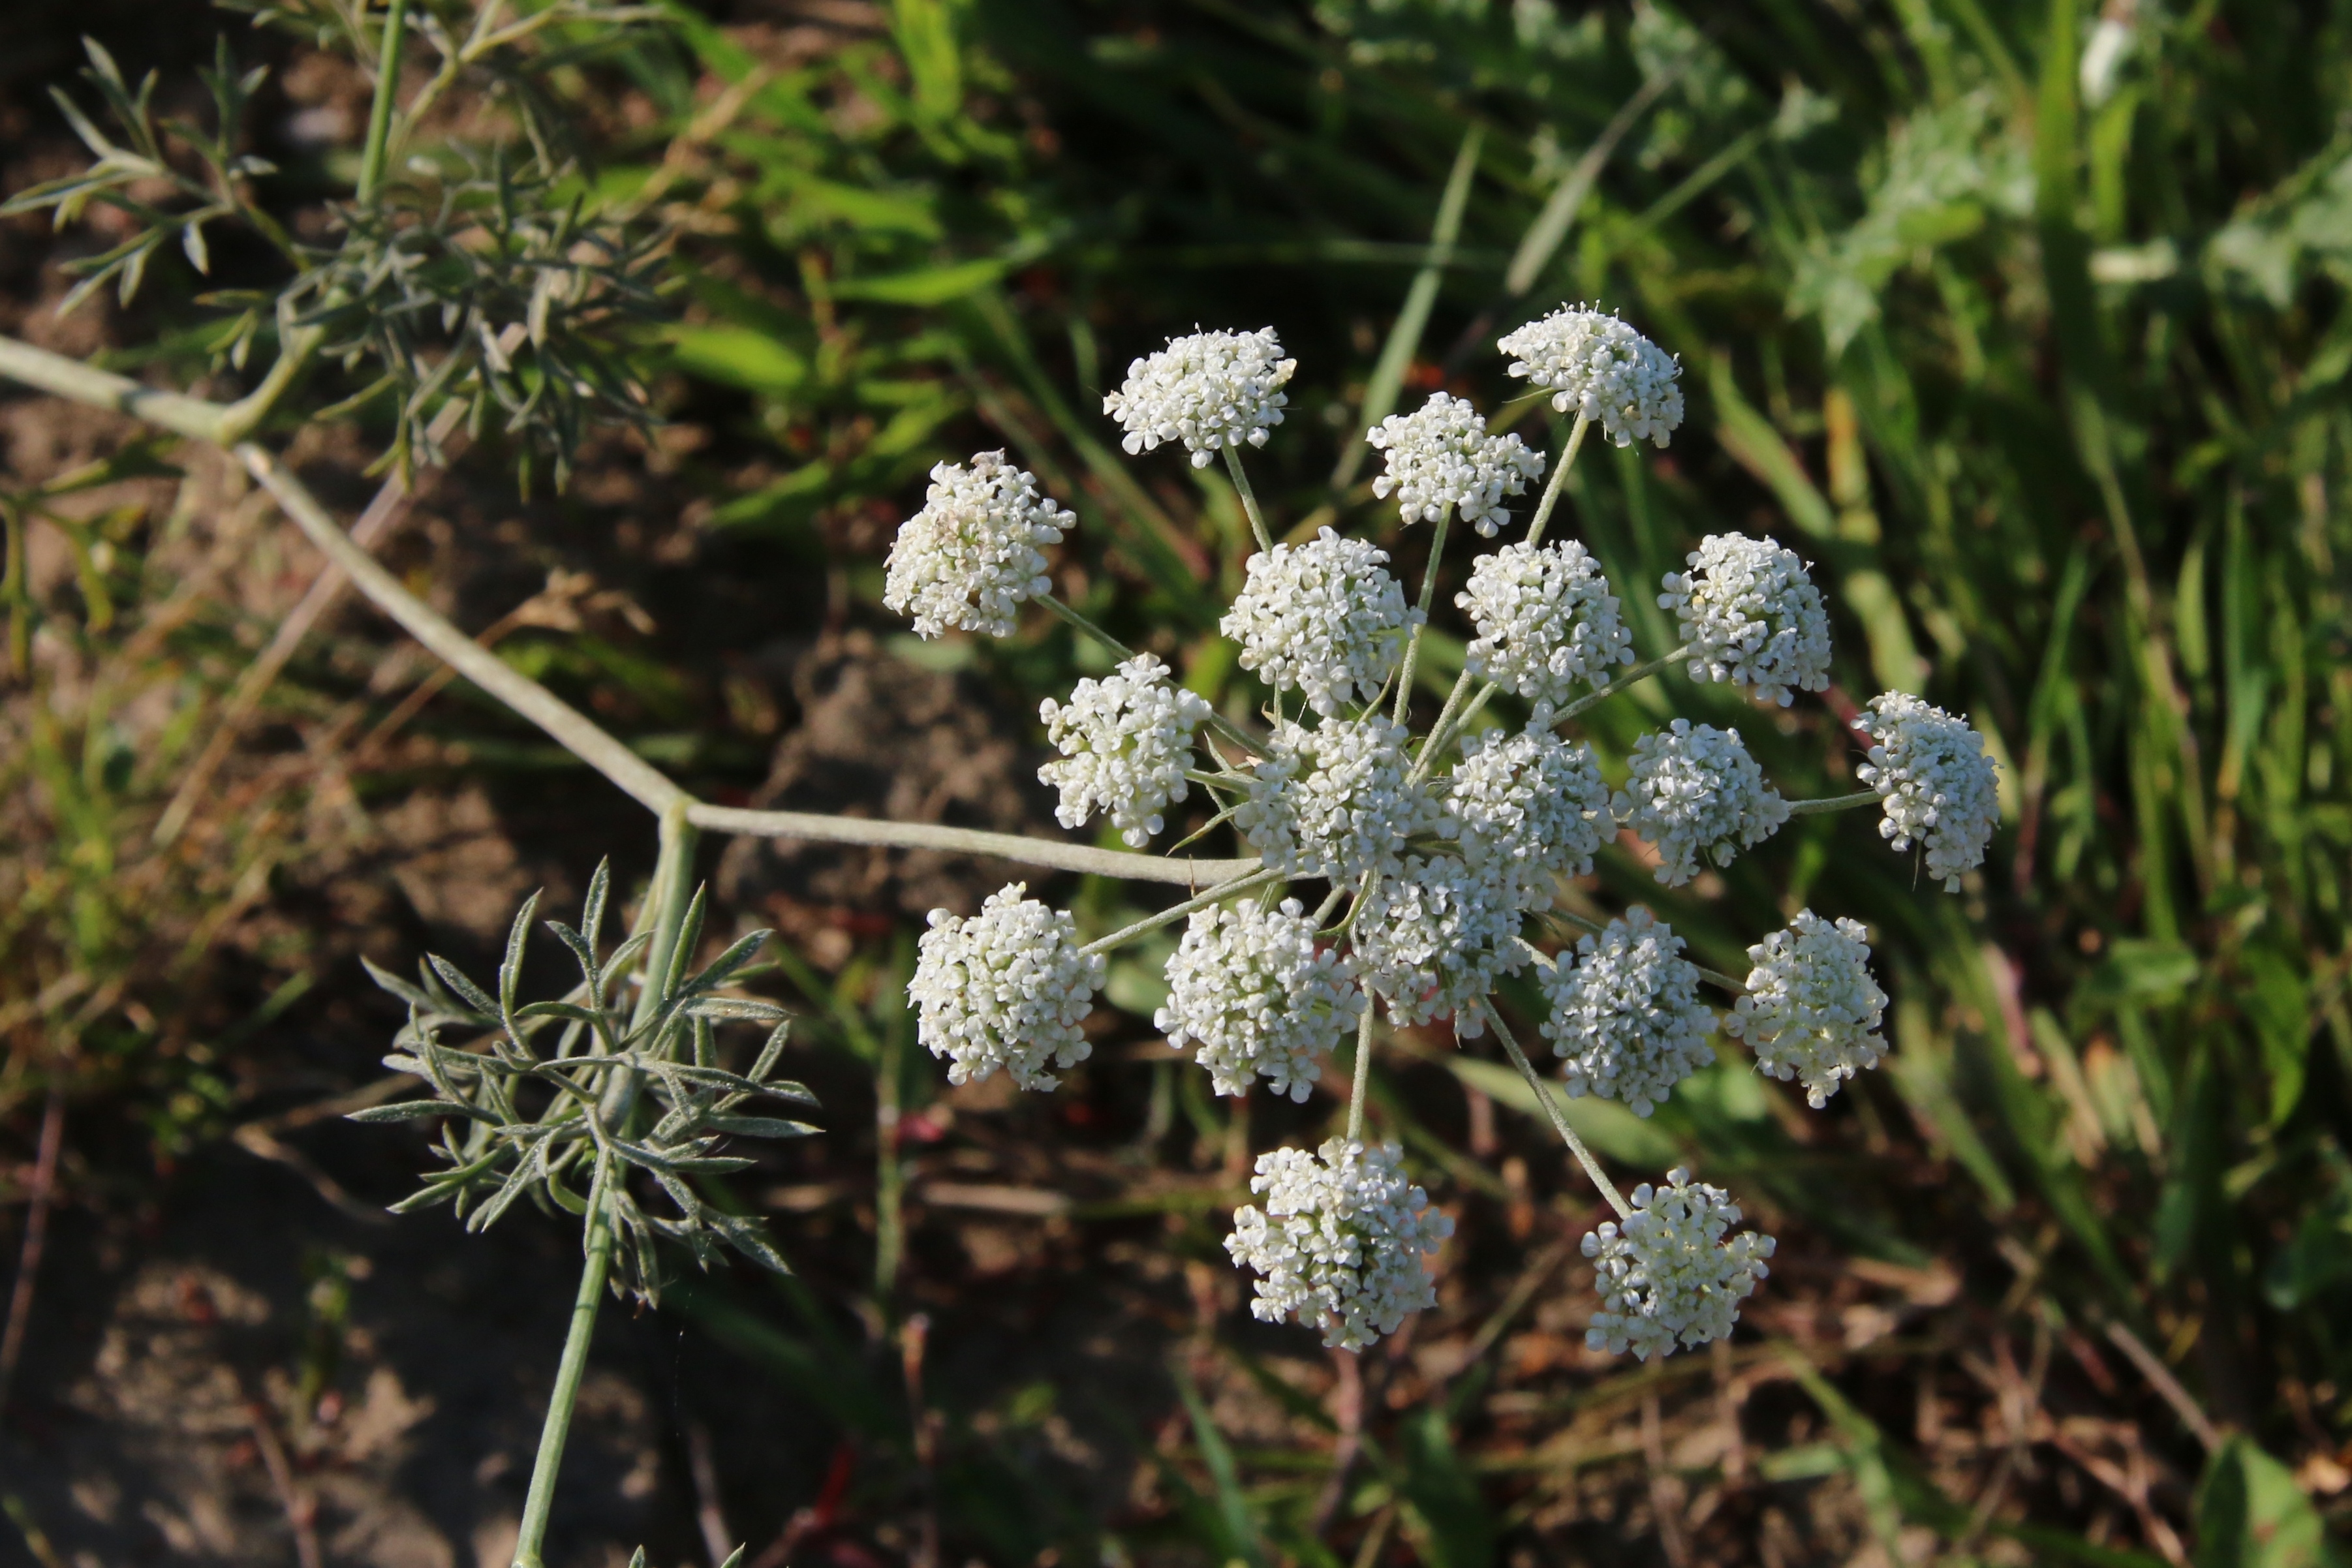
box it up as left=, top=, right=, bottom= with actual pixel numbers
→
left=1226, top=1138, right=1453, bottom=1351
left=1221, top=529, right=1416, bottom=718
left=1104, top=327, right=1297, bottom=468
left=1457, top=540, right=1634, bottom=713
left=1582, top=1167, right=1775, bottom=1360
left=1542, top=909, right=1717, bottom=1117
left=1157, top=899, right=1364, bottom=1102
left=883, top=451, right=1075, bottom=639
left=1657, top=533, right=1832, bottom=707
left=1854, top=692, right=2000, bottom=892
left=1498, top=305, right=1684, bottom=448
left=1366, top=391, right=1545, bottom=537
left=1352, top=857, right=1527, bottom=1038
left=1613, top=720, right=1790, bottom=886
left=1722, top=909, right=1888, bottom=1108
left=1039, top=654, right=1213, bottom=848
left=1233, top=716, right=1451, bottom=882
left=909, top=884, right=1105, bottom=1092
left=1446, top=728, right=1614, bottom=910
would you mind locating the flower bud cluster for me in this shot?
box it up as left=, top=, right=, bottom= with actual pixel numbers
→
left=1367, top=391, right=1545, bottom=537
left=1724, top=910, right=1888, bottom=1107
left=1447, top=728, right=1613, bottom=907
left=1658, top=534, right=1833, bottom=707
left=1613, top=720, right=1790, bottom=886
left=1583, top=1169, right=1775, bottom=1360
left=1855, top=692, right=2000, bottom=891
left=1222, top=529, right=1416, bottom=717
left=1226, top=1138, right=1453, bottom=1351
left=1235, top=716, right=1450, bottom=881
left=883, top=452, right=1075, bottom=638
left=1498, top=305, right=1685, bottom=448
left=1354, top=857, right=1528, bottom=1038
left=1038, top=654, right=1213, bottom=848
left=910, top=885, right=1105, bottom=1092
left=1457, top=541, right=1634, bottom=713
left=1104, top=328, right=1296, bottom=467
left=1157, top=899, right=1364, bottom=1102
left=1541, top=909, right=1716, bottom=1116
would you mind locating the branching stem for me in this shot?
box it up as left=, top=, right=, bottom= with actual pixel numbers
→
left=1483, top=1002, right=1632, bottom=1220
left=1222, top=446, right=1273, bottom=553
left=1786, top=788, right=1881, bottom=817
left=1392, top=511, right=1451, bottom=726
left=1521, top=414, right=1589, bottom=549
left=1553, top=644, right=1690, bottom=724
left=1345, top=1006, right=1374, bottom=1144
left=1079, top=867, right=1288, bottom=957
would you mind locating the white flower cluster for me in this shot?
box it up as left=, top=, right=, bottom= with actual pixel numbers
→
left=1235, top=716, right=1451, bottom=881
left=1367, top=392, right=1546, bottom=537
left=1541, top=909, right=1716, bottom=1117
left=1724, top=910, right=1889, bottom=1108
left=1613, top=720, right=1790, bottom=886
left=909, top=885, right=1106, bottom=1092
left=1156, top=899, right=1364, bottom=1102
left=1583, top=1169, right=1775, bottom=1360
left=1658, top=534, right=1833, bottom=707
left=883, top=452, right=1075, bottom=639
left=1447, top=728, right=1613, bottom=907
left=1855, top=692, right=2000, bottom=891
left=1354, top=858, right=1527, bottom=1038
left=1103, top=327, right=1297, bottom=467
left=1221, top=529, right=1416, bottom=717
left=1038, top=654, right=1213, bottom=848
left=1458, top=541, right=1635, bottom=714
left=1498, top=305, right=1685, bottom=448
left=1226, top=1138, right=1453, bottom=1351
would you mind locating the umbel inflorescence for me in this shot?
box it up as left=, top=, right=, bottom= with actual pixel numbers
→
left=887, top=307, right=1999, bottom=1362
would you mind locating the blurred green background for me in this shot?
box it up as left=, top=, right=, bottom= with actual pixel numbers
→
left=3, top=1, right=2349, bottom=1564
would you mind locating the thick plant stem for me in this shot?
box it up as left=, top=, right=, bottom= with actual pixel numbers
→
left=1786, top=788, right=1881, bottom=817
left=1521, top=415, right=1589, bottom=548
left=512, top=1161, right=616, bottom=1568
left=357, top=0, right=413, bottom=206
left=1553, top=644, right=1690, bottom=724
left=1222, top=446, right=1273, bottom=553
left=1392, top=511, right=1452, bottom=725
left=1345, top=1006, right=1374, bottom=1144
left=1484, top=1003, right=1632, bottom=1220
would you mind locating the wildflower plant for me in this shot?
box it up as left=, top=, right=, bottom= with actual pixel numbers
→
left=888, top=308, right=2001, bottom=1364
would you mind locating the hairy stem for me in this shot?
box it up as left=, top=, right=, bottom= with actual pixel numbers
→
left=1553, top=643, right=1690, bottom=724
left=1345, top=1006, right=1374, bottom=1145
left=1786, top=788, right=1881, bottom=817
left=1484, top=1002, right=1632, bottom=1220
left=1521, top=414, right=1589, bottom=549
left=1080, top=866, right=1288, bottom=957
left=356, top=0, right=413, bottom=206
left=512, top=1159, right=615, bottom=1568
left=1222, top=446, right=1273, bottom=553
left=1392, top=510, right=1452, bottom=726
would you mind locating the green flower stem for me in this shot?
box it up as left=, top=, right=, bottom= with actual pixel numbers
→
left=1038, top=593, right=1261, bottom=757
left=1483, top=1002, right=1632, bottom=1220
left=516, top=803, right=699, bottom=1568
left=1222, top=446, right=1273, bottom=553
left=356, top=0, right=413, bottom=206
left=1344, top=1006, right=1375, bottom=1144
left=1521, top=414, right=1590, bottom=549
left=1080, top=866, right=1288, bottom=957
left=512, top=1158, right=616, bottom=1568
left=1414, top=677, right=1498, bottom=779
left=1391, top=510, right=1452, bottom=726
left=1551, top=644, right=1690, bottom=725
left=1786, top=788, right=1881, bottom=817
left=1411, top=668, right=1477, bottom=777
